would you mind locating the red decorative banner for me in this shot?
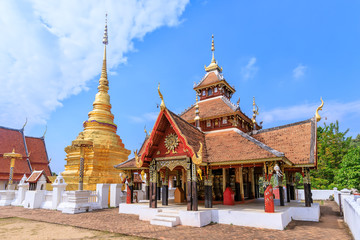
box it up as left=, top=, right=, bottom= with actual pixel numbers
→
left=264, top=185, right=275, bottom=213
left=126, top=185, right=132, bottom=204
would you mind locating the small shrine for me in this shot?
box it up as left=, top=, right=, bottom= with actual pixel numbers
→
left=25, top=170, right=51, bottom=191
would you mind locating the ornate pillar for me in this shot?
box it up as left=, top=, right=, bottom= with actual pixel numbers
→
left=239, top=167, right=244, bottom=201
left=290, top=172, right=296, bottom=200
left=222, top=168, right=226, bottom=193
left=191, top=163, right=198, bottom=211
left=204, top=169, right=213, bottom=208
left=149, top=160, right=157, bottom=208
left=285, top=171, right=291, bottom=202
left=145, top=172, right=150, bottom=200
left=278, top=164, right=284, bottom=206
left=186, top=160, right=192, bottom=211
left=251, top=167, right=256, bottom=199
left=303, top=168, right=312, bottom=207
left=157, top=171, right=161, bottom=201
left=235, top=168, right=241, bottom=201
left=162, top=168, right=169, bottom=205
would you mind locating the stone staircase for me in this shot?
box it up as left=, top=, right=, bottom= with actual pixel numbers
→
left=150, top=210, right=180, bottom=227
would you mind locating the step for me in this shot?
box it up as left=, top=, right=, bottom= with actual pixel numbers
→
left=152, top=215, right=179, bottom=222
left=156, top=212, right=179, bottom=217
left=150, top=219, right=178, bottom=227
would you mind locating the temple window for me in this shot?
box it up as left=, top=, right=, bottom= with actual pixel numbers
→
left=206, top=120, right=211, bottom=127
left=214, top=87, right=218, bottom=93
left=208, top=88, right=213, bottom=96
left=222, top=117, right=227, bottom=124
left=202, top=90, right=206, bottom=96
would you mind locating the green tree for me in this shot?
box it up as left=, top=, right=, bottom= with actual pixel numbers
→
left=310, top=121, right=351, bottom=189
left=335, top=147, right=360, bottom=190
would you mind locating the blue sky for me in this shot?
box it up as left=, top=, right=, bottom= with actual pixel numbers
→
left=1, top=1, right=360, bottom=174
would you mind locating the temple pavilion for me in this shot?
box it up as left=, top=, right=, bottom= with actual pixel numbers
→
left=115, top=36, right=321, bottom=212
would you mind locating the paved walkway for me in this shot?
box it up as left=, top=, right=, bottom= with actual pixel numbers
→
left=0, top=201, right=353, bottom=240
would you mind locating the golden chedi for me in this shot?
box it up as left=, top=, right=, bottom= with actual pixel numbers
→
left=62, top=16, right=130, bottom=190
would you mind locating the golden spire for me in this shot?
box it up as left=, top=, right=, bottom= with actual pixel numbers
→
left=158, top=83, right=166, bottom=111
left=86, top=13, right=114, bottom=125
left=315, top=97, right=324, bottom=122
left=251, top=97, right=259, bottom=126
left=205, top=35, right=222, bottom=72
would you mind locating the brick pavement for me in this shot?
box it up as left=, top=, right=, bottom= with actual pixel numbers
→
left=0, top=201, right=353, bottom=240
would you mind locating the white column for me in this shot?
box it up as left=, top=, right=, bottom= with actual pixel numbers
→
left=52, top=173, right=67, bottom=209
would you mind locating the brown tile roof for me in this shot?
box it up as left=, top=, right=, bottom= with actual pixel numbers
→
left=251, top=119, right=316, bottom=165
left=195, top=72, right=219, bottom=88
left=180, top=97, right=236, bottom=122
left=114, top=158, right=137, bottom=169
left=25, top=137, right=52, bottom=176
left=168, top=110, right=205, bottom=154
left=25, top=170, right=51, bottom=183
left=0, top=127, right=31, bottom=181
left=205, top=129, right=283, bottom=163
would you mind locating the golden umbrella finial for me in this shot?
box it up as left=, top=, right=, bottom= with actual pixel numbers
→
left=211, top=34, right=215, bottom=63
left=315, top=97, right=324, bottom=122
left=251, top=97, right=259, bottom=125
left=158, top=83, right=166, bottom=111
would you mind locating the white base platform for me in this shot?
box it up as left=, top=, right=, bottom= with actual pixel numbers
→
left=119, top=199, right=320, bottom=230
left=0, top=190, right=16, bottom=206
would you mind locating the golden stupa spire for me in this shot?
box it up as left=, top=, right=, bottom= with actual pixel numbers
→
left=86, top=13, right=115, bottom=125
left=205, top=35, right=222, bottom=72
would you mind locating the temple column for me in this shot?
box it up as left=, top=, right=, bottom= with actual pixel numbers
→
left=235, top=168, right=241, bottom=201
left=182, top=168, right=186, bottom=196
left=162, top=168, right=169, bottom=206
left=157, top=172, right=161, bottom=201
left=145, top=172, right=150, bottom=200
left=251, top=167, right=256, bottom=199
left=186, top=160, right=192, bottom=211
left=278, top=164, right=284, bottom=206
left=191, top=164, right=198, bottom=211
left=204, top=169, right=213, bottom=208
left=149, top=160, right=157, bottom=208
left=222, top=168, right=226, bottom=193
left=290, top=172, right=296, bottom=200
left=239, top=167, right=244, bottom=201
left=303, top=168, right=312, bottom=207
left=285, top=171, right=291, bottom=202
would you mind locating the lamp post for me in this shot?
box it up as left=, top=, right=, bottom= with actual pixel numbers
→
left=72, top=137, right=93, bottom=191
left=3, top=148, right=23, bottom=190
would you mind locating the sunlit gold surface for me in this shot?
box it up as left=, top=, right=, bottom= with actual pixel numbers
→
left=62, top=19, right=130, bottom=191
left=315, top=97, right=324, bottom=122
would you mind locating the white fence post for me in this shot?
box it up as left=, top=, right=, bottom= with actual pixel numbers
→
left=52, top=173, right=67, bottom=209
left=110, top=183, right=122, bottom=207
left=96, top=184, right=110, bottom=209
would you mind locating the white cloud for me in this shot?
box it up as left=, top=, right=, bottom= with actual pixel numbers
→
left=293, top=64, right=307, bottom=79
left=241, top=57, right=258, bottom=81
left=0, top=0, right=189, bottom=129
left=129, top=111, right=158, bottom=123
left=261, top=100, right=360, bottom=124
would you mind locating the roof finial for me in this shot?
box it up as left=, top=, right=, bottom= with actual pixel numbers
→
left=194, top=93, right=201, bottom=129
left=22, top=118, right=28, bottom=130
left=158, top=83, right=166, bottom=111
left=315, top=97, right=324, bottom=122
left=211, top=34, right=215, bottom=63
left=42, top=125, right=47, bottom=139
left=205, top=34, right=222, bottom=72
left=251, top=97, right=259, bottom=127
left=102, top=13, right=108, bottom=45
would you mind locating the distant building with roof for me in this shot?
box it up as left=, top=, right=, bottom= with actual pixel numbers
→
left=0, top=126, right=52, bottom=189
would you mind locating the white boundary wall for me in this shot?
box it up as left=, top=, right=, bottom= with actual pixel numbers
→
left=297, top=189, right=334, bottom=200
left=343, top=196, right=360, bottom=240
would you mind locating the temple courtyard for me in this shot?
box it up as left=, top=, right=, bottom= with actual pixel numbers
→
left=0, top=201, right=352, bottom=240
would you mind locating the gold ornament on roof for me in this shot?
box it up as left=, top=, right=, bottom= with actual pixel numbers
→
left=251, top=96, right=259, bottom=124
left=158, top=83, right=166, bottom=111
left=205, top=35, right=223, bottom=72
left=164, top=133, right=179, bottom=154
left=134, top=149, right=143, bottom=168
left=315, top=97, right=324, bottom=122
